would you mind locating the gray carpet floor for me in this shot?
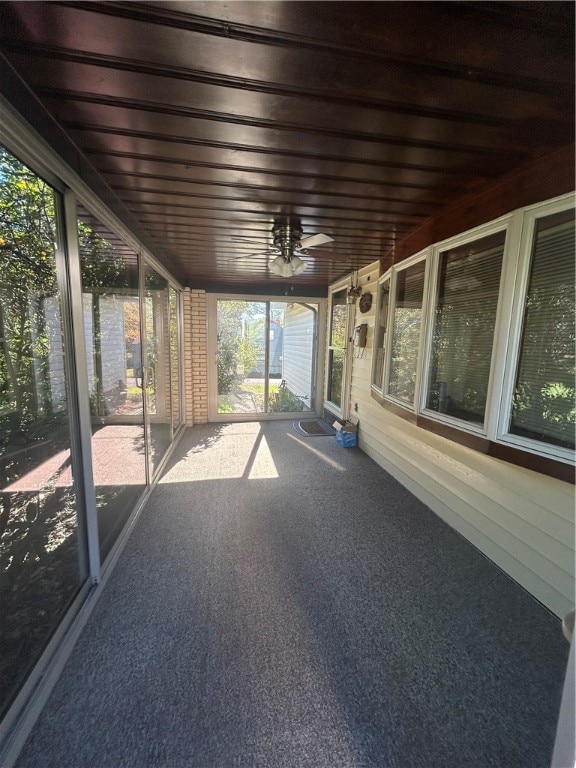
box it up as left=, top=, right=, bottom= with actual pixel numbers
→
left=15, top=422, right=569, bottom=768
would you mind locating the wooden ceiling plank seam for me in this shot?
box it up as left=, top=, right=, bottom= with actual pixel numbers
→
left=83, top=148, right=462, bottom=193
left=1, top=39, right=561, bottom=130
left=152, top=235, right=392, bottom=249
left=116, top=192, right=432, bottom=218
left=53, top=1, right=572, bottom=95
left=100, top=170, right=445, bottom=208
left=62, top=122, right=501, bottom=177
left=131, top=212, right=414, bottom=231
left=38, top=86, right=528, bottom=159
left=125, top=204, right=420, bottom=229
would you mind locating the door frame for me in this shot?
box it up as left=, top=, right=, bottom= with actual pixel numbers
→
left=324, top=277, right=355, bottom=421
left=207, top=293, right=327, bottom=422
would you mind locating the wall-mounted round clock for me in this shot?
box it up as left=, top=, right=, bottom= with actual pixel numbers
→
left=359, top=292, right=373, bottom=313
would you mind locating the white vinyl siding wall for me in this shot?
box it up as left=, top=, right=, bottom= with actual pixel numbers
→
left=283, top=303, right=315, bottom=409
left=346, top=261, right=574, bottom=618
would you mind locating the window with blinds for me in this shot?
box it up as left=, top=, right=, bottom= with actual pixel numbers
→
left=426, top=230, right=505, bottom=425
left=387, top=261, right=425, bottom=405
left=371, top=280, right=390, bottom=390
left=510, top=210, right=575, bottom=449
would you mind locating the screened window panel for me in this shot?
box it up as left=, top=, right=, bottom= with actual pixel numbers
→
left=330, top=290, right=347, bottom=348
left=372, top=281, right=390, bottom=389
left=510, top=210, right=575, bottom=449
left=387, top=261, right=425, bottom=405
left=327, top=289, right=347, bottom=408
left=426, top=231, right=505, bottom=425
left=0, top=146, right=86, bottom=718
left=76, top=202, right=147, bottom=561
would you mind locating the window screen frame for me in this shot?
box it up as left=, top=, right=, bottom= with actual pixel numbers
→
left=370, top=272, right=392, bottom=395
left=419, top=219, right=510, bottom=436
left=497, top=196, right=575, bottom=463
left=383, top=249, right=429, bottom=411
left=369, top=193, right=574, bottom=469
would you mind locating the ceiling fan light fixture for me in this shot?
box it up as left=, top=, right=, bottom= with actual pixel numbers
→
left=291, top=256, right=306, bottom=275
left=269, top=254, right=307, bottom=277
left=269, top=255, right=293, bottom=277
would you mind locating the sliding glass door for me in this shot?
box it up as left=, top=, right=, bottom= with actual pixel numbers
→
left=216, top=300, right=266, bottom=415
left=144, top=264, right=180, bottom=478
left=0, top=142, right=184, bottom=744
left=77, top=203, right=147, bottom=562
left=0, top=147, right=87, bottom=719
left=212, top=298, right=320, bottom=419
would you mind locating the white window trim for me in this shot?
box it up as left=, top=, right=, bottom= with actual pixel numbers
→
left=370, top=270, right=392, bottom=396
left=371, top=192, right=575, bottom=467
left=495, top=194, right=575, bottom=464
left=383, top=249, right=429, bottom=412
left=207, top=293, right=327, bottom=422
left=418, top=216, right=512, bottom=437
left=324, top=278, right=354, bottom=419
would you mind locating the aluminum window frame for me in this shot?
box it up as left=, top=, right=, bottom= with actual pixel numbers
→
left=382, top=249, right=430, bottom=412
left=207, top=293, right=327, bottom=422
left=495, top=194, right=575, bottom=464
left=370, top=193, right=575, bottom=467
left=324, top=278, right=355, bottom=420
left=418, top=216, right=512, bottom=437
left=370, top=270, right=392, bottom=396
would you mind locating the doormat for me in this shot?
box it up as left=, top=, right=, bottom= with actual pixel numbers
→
left=293, top=419, right=337, bottom=437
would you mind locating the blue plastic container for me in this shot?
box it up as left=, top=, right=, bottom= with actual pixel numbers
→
left=336, top=429, right=358, bottom=448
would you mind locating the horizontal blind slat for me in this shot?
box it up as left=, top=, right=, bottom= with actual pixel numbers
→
left=510, top=215, right=575, bottom=449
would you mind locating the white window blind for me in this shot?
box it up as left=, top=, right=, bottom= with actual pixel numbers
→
left=387, top=261, right=425, bottom=405
left=426, top=231, right=505, bottom=425
left=510, top=210, right=575, bottom=449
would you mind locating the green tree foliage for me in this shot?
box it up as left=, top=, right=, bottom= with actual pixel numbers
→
left=388, top=308, right=421, bottom=403
left=0, top=147, right=122, bottom=429
left=0, top=150, right=58, bottom=425
left=216, top=301, right=261, bottom=394
left=512, top=278, right=575, bottom=446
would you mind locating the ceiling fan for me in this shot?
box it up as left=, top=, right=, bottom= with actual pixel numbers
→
left=233, top=219, right=346, bottom=277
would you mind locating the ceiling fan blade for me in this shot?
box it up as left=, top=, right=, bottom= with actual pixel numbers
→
left=231, top=237, right=268, bottom=246
left=299, top=233, right=334, bottom=249
left=232, top=249, right=276, bottom=260
left=300, top=248, right=350, bottom=261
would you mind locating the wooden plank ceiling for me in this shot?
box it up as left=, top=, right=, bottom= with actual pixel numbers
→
left=0, top=1, right=573, bottom=291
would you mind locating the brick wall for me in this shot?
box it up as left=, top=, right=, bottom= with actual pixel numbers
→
left=183, top=288, right=209, bottom=425
left=169, top=289, right=181, bottom=429
left=183, top=289, right=194, bottom=425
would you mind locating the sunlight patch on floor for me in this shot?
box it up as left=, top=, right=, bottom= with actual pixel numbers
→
left=286, top=433, right=347, bottom=471
left=160, top=429, right=279, bottom=482
left=247, top=435, right=278, bottom=479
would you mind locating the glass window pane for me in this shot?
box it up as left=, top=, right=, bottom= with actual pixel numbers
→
left=510, top=210, right=575, bottom=449
left=144, top=265, right=172, bottom=475
left=327, top=289, right=347, bottom=407
left=372, top=281, right=390, bottom=389
left=327, top=348, right=345, bottom=408
left=77, top=203, right=146, bottom=560
left=426, top=231, right=505, bottom=424
left=0, top=147, right=86, bottom=717
left=387, top=261, right=426, bottom=405
left=330, top=289, right=347, bottom=348
left=216, top=300, right=267, bottom=414
left=269, top=301, right=317, bottom=413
